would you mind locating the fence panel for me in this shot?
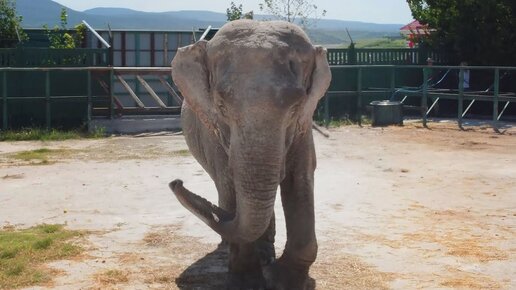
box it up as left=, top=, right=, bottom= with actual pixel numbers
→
left=327, top=48, right=448, bottom=66
left=0, top=48, right=109, bottom=67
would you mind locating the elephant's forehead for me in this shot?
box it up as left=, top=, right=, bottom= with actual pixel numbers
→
left=207, top=20, right=313, bottom=53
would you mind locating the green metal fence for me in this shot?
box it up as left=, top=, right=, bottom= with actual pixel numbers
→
left=327, top=47, right=449, bottom=66
left=0, top=48, right=110, bottom=67
left=1, top=65, right=515, bottom=132
left=0, top=67, right=180, bottom=131
left=0, top=67, right=112, bottom=130
left=323, top=65, right=516, bottom=131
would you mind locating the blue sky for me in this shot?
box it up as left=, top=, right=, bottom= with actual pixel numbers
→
left=52, top=0, right=414, bottom=24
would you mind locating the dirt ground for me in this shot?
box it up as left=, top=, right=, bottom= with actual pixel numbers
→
left=1, top=120, right=515, bottom=290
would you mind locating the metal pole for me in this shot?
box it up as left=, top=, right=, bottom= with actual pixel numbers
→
left=324, top=93, right=329, bottom=128
left=135, top=32, right=140, bottom=100
left=2, top=71, right=7, bottom=130
left=493, top=68, right=499, bottom=132
left=109, top=69, right=114, bottom=119
left=45, top=70, right=51, bottom=130
left=390, top=66, right=395, bottom=96
left=422, top=67, right=429, bottom=127
left=82, top=20, right=111, bottom=48
left=87, top=70, right=92, bottom=131
left=357, top=67, right=363, bottom=126
left=458, top=68, right=464, bottom=129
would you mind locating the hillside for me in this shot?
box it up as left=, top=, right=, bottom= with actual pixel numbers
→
left=16, top=0, right=404, bottom=45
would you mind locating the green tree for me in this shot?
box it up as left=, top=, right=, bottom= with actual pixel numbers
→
left=407, top=0, right=516, bottom=65
left=226, top=2, right=253, bottom=21
left=0, top=0, right=27, bottom=47
left=43, top=8, right=86, bottom=49
left=259, top=0, right=326, bottom=29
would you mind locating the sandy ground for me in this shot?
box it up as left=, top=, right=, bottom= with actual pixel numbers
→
left=1, top=121, right=515, bottom=290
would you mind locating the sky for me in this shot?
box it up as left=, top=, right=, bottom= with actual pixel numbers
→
left=52, top=0, right=414, bottom=24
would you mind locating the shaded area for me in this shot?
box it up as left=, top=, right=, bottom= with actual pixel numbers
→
left=176, top=242, right=229, bottom=290
left=175, top=242, right=317, bottom=290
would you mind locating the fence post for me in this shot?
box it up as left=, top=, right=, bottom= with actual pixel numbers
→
left=422, top=67, right=429, bottom=127
left=348, top=45, right=357, bottom=65
left=87, top=70, right=92, bottom=131
left=45, top=70, right=51, bottom=130
left=15, top=46, right=23, bottom=66
left=418, top=46, right=428, bottom=65
left=2, top=71, right=7, bottom=130
left=493, top=68, right=499, bottom=131
left=458, top=68, right=464, bottom=129
left=109, top=68, right=115, bottom=119
left=357, top=67, right=363, bottom=126
left=323, top=93, right=330, bottom=128
left=390, top=66, right=396, bottom=96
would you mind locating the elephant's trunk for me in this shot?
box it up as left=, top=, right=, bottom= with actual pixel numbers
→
left=222, top=143, right=281, bottom=243
left=170, top=125, right=283, bottom=244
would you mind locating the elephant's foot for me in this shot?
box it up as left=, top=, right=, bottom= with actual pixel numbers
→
left=255, top=240, right=276, bottom=266
left=227, top=270, right=266, bottom=290
left=227, top=241, right=272, bottom=290
left=262, top=257, right=310, bottom=290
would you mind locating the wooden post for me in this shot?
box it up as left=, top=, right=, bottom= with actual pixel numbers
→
left=150, top=32, right=155, bottom=67
left=164, top=33, right=169, bottom=66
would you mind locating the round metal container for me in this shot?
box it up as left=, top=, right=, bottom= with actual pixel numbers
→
left=370, top=100, right=403, bottom=126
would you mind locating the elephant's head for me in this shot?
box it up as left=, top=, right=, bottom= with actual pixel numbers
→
left=171, top=20, right=331, bottom=244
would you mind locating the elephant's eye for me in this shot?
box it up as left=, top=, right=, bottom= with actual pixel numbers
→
left=289, top=103, right=301, bottom=117
left=218, top=102, right=228, bottom=117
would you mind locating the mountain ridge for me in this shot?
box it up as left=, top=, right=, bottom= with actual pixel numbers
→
left=16, top=0, right=405, bottom=45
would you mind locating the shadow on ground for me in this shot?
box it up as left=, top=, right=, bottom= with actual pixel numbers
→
left=176, top=243, right=316, bottom=290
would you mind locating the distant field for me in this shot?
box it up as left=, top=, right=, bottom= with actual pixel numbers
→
left=355, top=38, right=407, bottom=48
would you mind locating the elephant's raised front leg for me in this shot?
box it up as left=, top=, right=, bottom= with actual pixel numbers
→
left=169, top=177, right=276, bottom=289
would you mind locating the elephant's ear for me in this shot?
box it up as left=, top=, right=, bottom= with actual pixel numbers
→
left=303, top=46, right=332, bottom=120
left=172, top=40, right=214, bottom=125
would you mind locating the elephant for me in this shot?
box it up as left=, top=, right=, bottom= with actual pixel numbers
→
left=169, top=19, right=331, bottom=289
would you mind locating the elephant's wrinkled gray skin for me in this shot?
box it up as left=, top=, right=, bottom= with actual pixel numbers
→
left=170, top=20, right=331, bottom=289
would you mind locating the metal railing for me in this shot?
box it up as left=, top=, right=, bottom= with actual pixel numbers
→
left=0, top=67, right=179, bottom=131
left=1, top=65, right=515, bottom=132
left=327, top=48, right=449, bottom=66
left=324, top=65, right=516, bottom=131
left=0, top=48, right=110, bottom=67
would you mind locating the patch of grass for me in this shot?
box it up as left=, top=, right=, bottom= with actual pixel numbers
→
left=5, top=148, right=86, bottom=166
left=88, top=126, right=106, bottom=139
left=172, top=149, right=191, bottom=157
left=315, top=116, right=372, bottom=128
left=0, top=224, right=84, bottom=289
left=94, top=269, right=129, bottom=285
left=0, top=129, right=81, bottom=141
left=11, top=148, right=58, bottom=164
left=0, top=128, right=106, bottom=142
